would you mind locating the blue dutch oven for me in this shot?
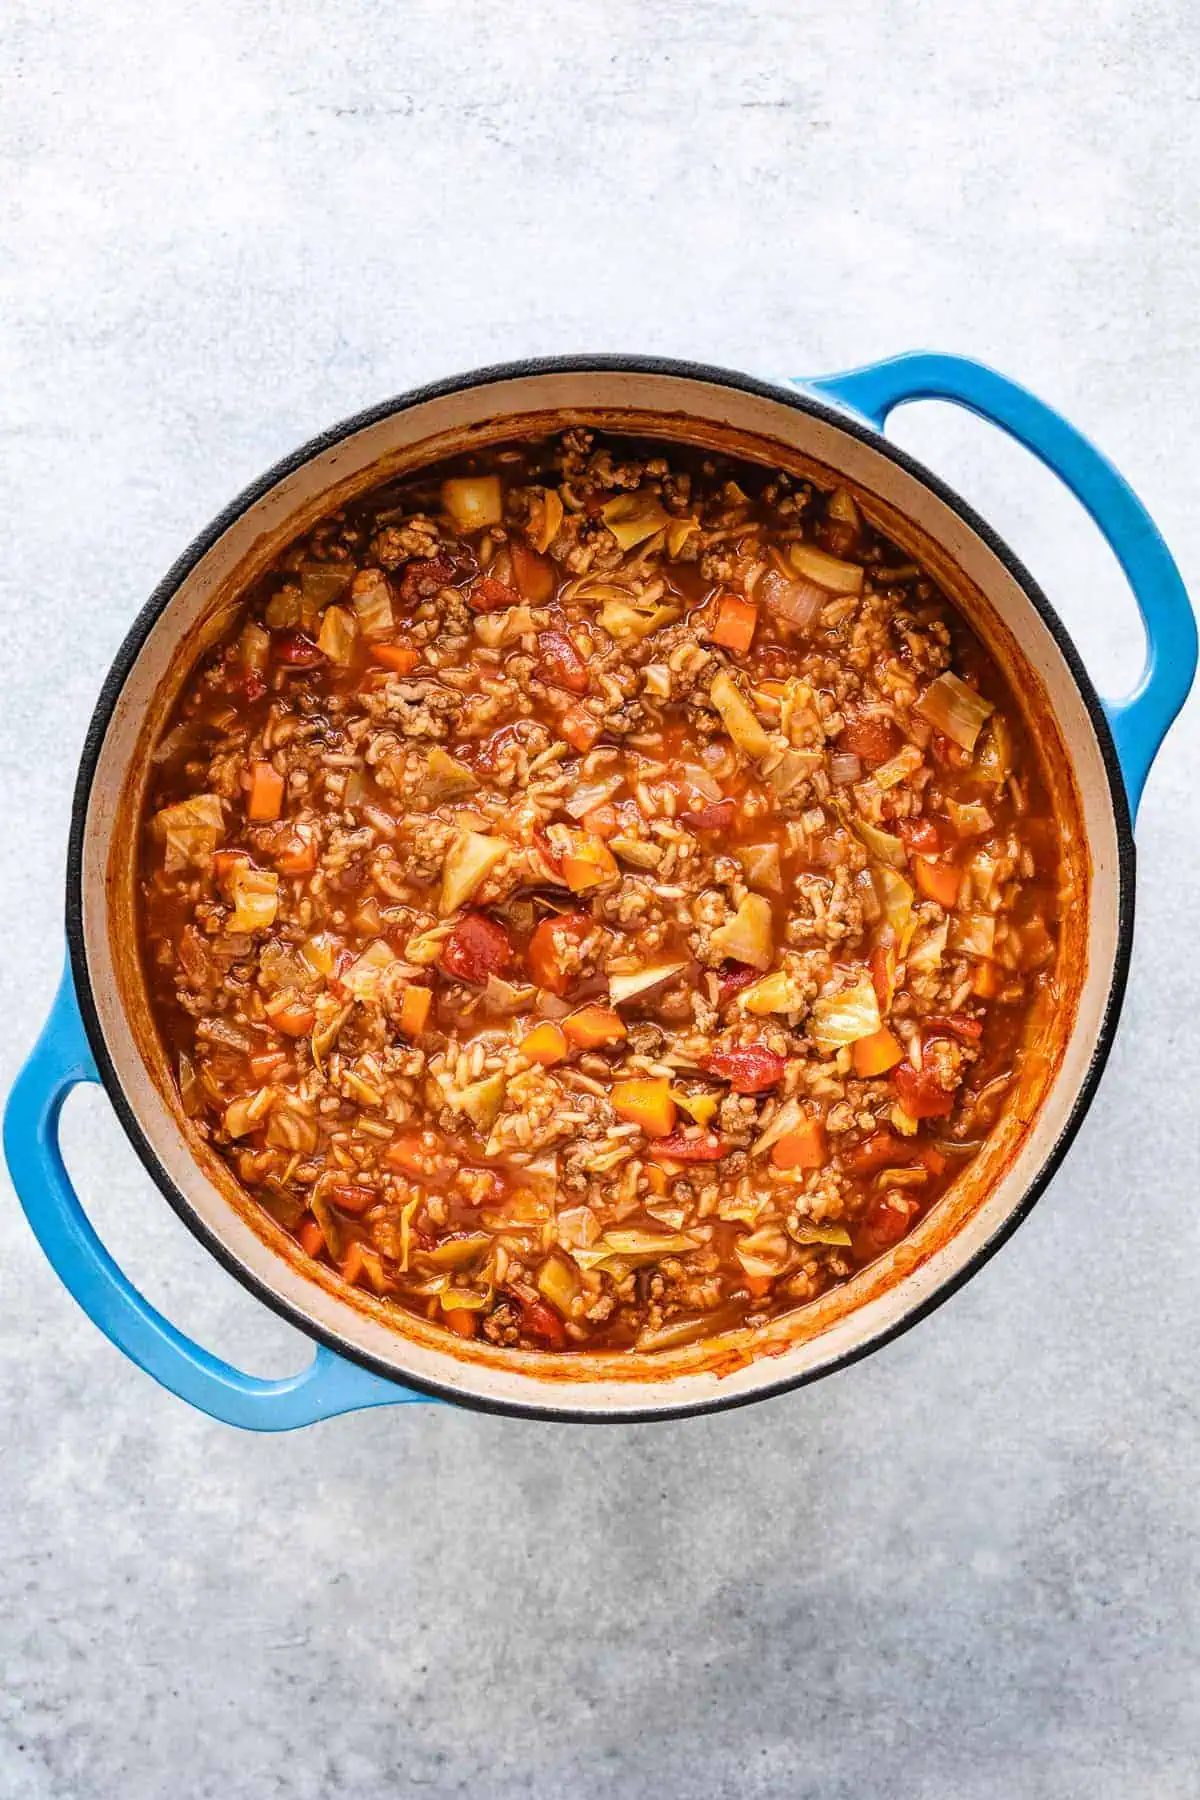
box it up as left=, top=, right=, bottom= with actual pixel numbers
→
left=4, top=354, right=1195, bottom=1427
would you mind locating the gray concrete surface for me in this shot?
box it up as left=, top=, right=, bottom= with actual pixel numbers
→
left=2, top=3, right=1198, bottom=1796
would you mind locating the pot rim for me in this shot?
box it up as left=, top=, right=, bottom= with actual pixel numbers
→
left=63, top=354, right=1136, bottom=1421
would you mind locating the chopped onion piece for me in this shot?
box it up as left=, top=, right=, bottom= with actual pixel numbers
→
left=830, top=752, right=862, bottom=786
left=760, top=568, right=824, bottom=631
left=787, top=542, right=865, bottom=594
left=915, top=672, right=995, bottom=752
left=609, top=961, right=686, bottom=1006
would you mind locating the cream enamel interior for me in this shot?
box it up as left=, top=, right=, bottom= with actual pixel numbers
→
left=76, top=368, right=1122, bottom=1416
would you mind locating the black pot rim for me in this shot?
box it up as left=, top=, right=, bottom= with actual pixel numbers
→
left=63, top=354, right=1136, bottom=1424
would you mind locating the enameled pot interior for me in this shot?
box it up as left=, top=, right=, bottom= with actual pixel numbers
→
left=72, top=365, right=1125, bottom=1417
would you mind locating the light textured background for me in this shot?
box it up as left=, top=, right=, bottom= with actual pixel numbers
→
left=1, top=3, right=1197, bottom=1797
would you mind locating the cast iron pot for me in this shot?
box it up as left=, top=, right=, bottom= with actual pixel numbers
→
left=5, top=353, right=1195, bottom=1427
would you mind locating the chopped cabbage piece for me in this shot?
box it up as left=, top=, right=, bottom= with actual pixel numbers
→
left=442, top=476, right=502, bottom=533
left=949, top=913, right=997, bottom=959
left=316, top=604, right=357, bottom=664
left=710, top=894, right=774, bottom=970
left=439, top=830, right=509, bottom=914
left=739, top=968, right=807, bottom=1016
left=600, top=493, right=669, bottom=550
left=152, top=794, right=225, bottom=871
left=709, top=671, right=772, bottom=758
left=351, top=569, right=394, bottom=638
left=974, top=714, right=1013, bottom=784
left=915, top=672, right=995, bottom=752
left=341, top=939, right=397, bottom=1001
left=809, top=974, right=882, bottom=1051
left=227, top=865, right=279, bottom=934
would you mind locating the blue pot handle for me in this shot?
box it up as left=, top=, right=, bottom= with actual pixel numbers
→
left=3, top=961, right=428, bottom=1429
left=805, top=353, right=1196, bottom=818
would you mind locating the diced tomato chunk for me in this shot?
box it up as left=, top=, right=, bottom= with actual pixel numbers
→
left=682, top=799, right=736, bottom=833
left=439, top=912, right=513, bottom=984
left=511, top=1289, right=567, bottom=1347
left=470, top=576, right=520, bottom=612
left=892, top=1055, right=957, bottom=1119
left=537, top=629, right=590, bottom=694
left=837, top=709, right=900, bottom=769
left=715, top=962, right=758, bottom=1006
left=899, top=816, right=943, bottom=856
left=923, top=1012, right=984, bottom=1043
left=707, top=1044, right=786, bottom=1093
left=510, top=541, right=555, bottom=603
left=398, top=555, right=456, bottom=603
left=852, top=1192, right=918, bottom=1261
left=652, top=1132, right=728, bottom=1162
left=272, top=630, right=323, bottom=667
left=842, top=1132, right=921, bottom=1175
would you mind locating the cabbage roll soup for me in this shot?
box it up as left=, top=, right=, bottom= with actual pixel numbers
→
left=139, top=430, right=1065, bottom=1355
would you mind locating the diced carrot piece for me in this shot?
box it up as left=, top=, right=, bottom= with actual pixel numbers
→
left=274, top=834, right=318, bottom=876
left=372, top=643, right=420, bottom=674
left=340, top=1241, right=366, bottom=1285
left=852, top=1026, right=904, bottom=1078
left=299, top=1218, right=324, bottom=1257
left=527, top=913, right=590, bottom=994
left=914, top=857, right=961, bottom=909
left=519, top=1021, right=568, bottom=1067
left=581, top=802, right=619, bottom=840
left=559, top=704, right=602, bottom=752
left=770, top=1117, right=827, bottom=1170
left=212, top=849, right=249, bottom=881
left=644, top=1163, right=669, bottom=1196
left=712, top=593, right=759, bottom=655
left=562, top=832, right=618, bottom=893
left=971, top=960, right=999, bottom=998
left=248, top=1050, right=287, bottom=1080
left=385, top=1136, right=427, bottom=1175
left=510, top=539, right=555, bottom=603
left=265, top=994, right=316, bottom=1037
left=744, top=1272, right=774, bottom=1299
left=563, top=1005, right=626, bottom=1049
left=869, top=945, right=896, bottom=1015
left=611, top=1077, right=676, bottom=1138
left=443, top=1308, right=478, bottom=1339
left=328, top=1182, right=374, bottom=1215
left=398, top=985, right=432, bottom=1038
left=247, top=761, right=285, bottom=822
